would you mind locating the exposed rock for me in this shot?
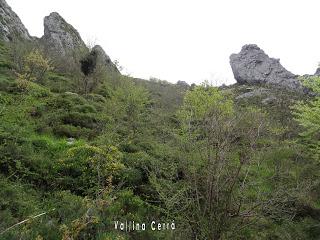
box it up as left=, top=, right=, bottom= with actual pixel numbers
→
left=0, top=0, right=32, bottom=41
left=1, top=0, right=120, bottom=76
left=40, top=13, right=120, bottom=75
left=66, top=137, right=75, bottom=145
left=261, top=96, right=277, bottom=105
left=230, top=44, right=305, bottom=92
left=176, top=80, right=190, bottom=88
left=41, top=12, right=86, bottom=56
left=235, top=88, right=270, bottom=100
left=314, top=67, right=320, bottom=76
left=91, top=45, right=119, bottom=73
left=235, top=87, right=278, bottom=105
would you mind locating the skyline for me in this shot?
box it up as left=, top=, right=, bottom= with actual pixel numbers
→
left=6, top=0, right=320, bottom=85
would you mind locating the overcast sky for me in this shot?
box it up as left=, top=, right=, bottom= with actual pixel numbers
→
left=6, top=0, right=320, bottom=85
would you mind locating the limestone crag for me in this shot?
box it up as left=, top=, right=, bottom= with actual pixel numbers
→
left=314, top=67, right=320, bottom=76
left=1, top=1, right=120, bottom=76
left=230, top=44, right=305, bottom=92
left=0, top=0, right=32, bottom=41
left=41, top=12, right=86, bottom=56
left=92, top=45, right=119, bottom=73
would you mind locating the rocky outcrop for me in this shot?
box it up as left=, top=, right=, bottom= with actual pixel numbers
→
left=230, top=44, right=305, bottom=92
left=0, top=1, right=120, bottom=76
left=41, top=12, right=86, bottom=56
left=314, top=67, right=320, bottom=76
left=176, top=80, right=190, bottom=88
left=40, top=13, right=120, bottom=75
left=0, top=0, right=32, bottom=41
left=91, top=45, right=119, bottom=73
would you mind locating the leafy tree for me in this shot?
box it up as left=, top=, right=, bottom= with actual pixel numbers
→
left=79, top=48, right=117, bottom=94
left=23, top=49, right=53, bottom=83
left=150, top=83, right=279, bottom=239
left=14, top=49, right=53, bottom=90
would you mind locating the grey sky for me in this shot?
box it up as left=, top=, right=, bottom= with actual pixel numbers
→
left=6, top=0, right=320, bottom=85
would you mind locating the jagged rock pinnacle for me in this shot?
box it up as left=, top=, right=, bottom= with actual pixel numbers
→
left=41, top=12, right=86, bottom=56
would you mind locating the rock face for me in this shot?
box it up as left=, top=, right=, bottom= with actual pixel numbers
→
left=230, top=44, right=304, bottom=92
left=41, top=12, right=86, bottom=56
left=0, top=1, right=120, bottom=76
left=0, top=0, right=31, bottom=41
left=91, top=45, right=119, bottom=73
left=314, top=67, right=320, bottom=76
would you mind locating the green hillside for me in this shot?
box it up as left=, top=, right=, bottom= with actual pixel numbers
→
left=0, top=39, right=320, bottom=240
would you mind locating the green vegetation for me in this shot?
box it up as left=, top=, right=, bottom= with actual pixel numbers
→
left=0, top=40, right=320, bottom=240
left=293, top=76, right=320, bottom=160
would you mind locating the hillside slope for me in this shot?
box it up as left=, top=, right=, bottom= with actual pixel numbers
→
left=1, top=1, right=320, bottom=239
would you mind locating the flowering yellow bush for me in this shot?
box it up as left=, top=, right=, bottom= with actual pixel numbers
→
left=21, top=49, right=53, bottom=83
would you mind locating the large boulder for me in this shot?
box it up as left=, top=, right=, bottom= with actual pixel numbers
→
left=230, top=44, right=304, bottom=92
left=41, top=12, right=86, bottom=56
left=0, top=0, right=32, bottom=41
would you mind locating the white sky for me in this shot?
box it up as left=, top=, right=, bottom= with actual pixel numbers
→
left=6, top=0, right=320, bottom=85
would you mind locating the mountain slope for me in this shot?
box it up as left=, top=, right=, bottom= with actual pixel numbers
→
left=0, top=1, right=320, bottom=240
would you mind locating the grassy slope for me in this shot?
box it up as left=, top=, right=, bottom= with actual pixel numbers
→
left=0, top=41, right=188, bottom=239
left=0, top=40, right=320, bottom=239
